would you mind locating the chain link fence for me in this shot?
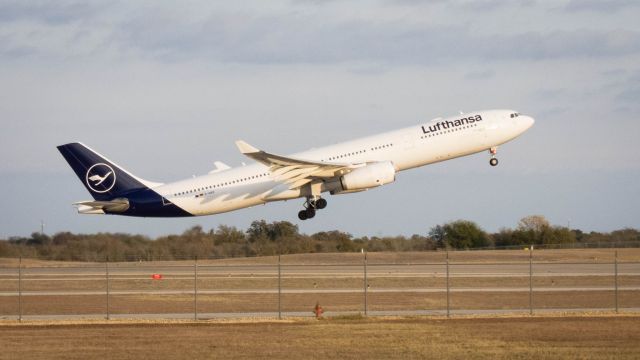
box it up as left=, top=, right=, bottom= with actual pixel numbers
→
left=1, top=249, right=639, bottom=320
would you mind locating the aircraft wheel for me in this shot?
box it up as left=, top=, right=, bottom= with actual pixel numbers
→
left=306, top=208, right=316, bottom=219
left=298, top=210, right=308, bottom=221
left=315, top=198, right=327, bottom=209
left=490, top=158, right=499, bottom=166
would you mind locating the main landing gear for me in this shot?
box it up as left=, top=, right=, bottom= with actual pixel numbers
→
left=489, top=147, right=499, bottom=167
left=298, top=197, right=327, bottom=221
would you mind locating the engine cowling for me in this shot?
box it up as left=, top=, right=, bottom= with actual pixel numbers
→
left=339, top=161, right=396, bottom=191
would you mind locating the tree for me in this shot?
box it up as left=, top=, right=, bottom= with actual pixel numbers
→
left=441, top=220, right=491, bottom=249
left=213, top=225, right=245, bottom=245
left=493, top=228, right=516, bottom=248
left=518, top=215, right=550, bottom=233
left=408, top=234, right=437, bottom=251
left=0, top=218, right=636, bottom=261
left=428, top=225, right=447, bottom=248
left=511, top=215, right=576, bottom=246
left=541, top=226, right=576, bottom=245
left=312, top=231, right=354, bottom=252
left=511, top=215, right=550, bottom=245
left=28, top=232, right=51, bottom=246
left=610, top=228, right=640, bottom=244
left=247, top=220, right=270, bottom=243
left=269, top=221, right=299, bottom=240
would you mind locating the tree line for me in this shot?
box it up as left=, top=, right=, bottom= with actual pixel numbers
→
left=1, top=215, right=638, bottom=261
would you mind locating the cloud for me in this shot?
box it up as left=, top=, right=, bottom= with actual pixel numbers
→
left=464, top=70, right=495, bottom=80
left=615, top=80, right=640, bottom=104
left=563, top=0, right=639, bottom=13
left=0, top=1, right=103, bottom=25
left=501, top=30, right=640, bottom=60
left=456, top=0, right=535, bottom=12
left=2, top=2, right=640, bottom=66
left=113, top=15, right=640, bottom=64
left=387, top=0, right=535, bottom=10
left=532, top=88, right=567, bottom=101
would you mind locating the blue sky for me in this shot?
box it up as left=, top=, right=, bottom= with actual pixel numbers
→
left=0, top=0, right=639, bottom=238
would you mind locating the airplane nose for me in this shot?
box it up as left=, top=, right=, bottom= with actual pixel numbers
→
left=522, top=115, right=534, bottom=130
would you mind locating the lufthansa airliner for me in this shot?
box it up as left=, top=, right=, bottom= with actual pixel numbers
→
left=58, top=109, right=534, bottom=220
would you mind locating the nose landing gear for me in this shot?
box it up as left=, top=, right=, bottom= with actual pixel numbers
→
left=489, top=147, right=499, bottom=167
left=297, top=197, right=328, bottom=220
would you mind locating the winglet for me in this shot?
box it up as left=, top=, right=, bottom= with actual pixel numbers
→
left=235, top=140, right=260, bottom=154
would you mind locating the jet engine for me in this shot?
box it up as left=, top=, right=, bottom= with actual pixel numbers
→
left=338, top=161, right=396, bottom=191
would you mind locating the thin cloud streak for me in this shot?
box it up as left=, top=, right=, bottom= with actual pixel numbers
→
left=563, top=0, right=640, bottom=13
left=2, top=3, right=640, bottom=65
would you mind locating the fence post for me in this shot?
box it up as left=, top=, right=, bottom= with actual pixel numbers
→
left=194, top=256, right=198, bottom=321
left=106, top=256, right=110, bottom=320
left=18, top=256, right=22, bottom=322
left=364, top=251, right=368, bottom=316
left=278, top=254, right=282, bottom=320
left=615, top=250, right=618, bottom=314
left=446, top=251, right=450, bottom=318
left=529, top=245, right=533, bottom=315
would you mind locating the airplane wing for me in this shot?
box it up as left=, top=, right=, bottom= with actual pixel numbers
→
left=235, top=140, right=362, bottom=189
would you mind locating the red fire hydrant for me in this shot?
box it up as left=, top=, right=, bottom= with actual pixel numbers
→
left=313, top=302, right=324, bottom=319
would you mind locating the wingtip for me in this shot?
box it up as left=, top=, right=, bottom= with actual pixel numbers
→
left=56, top=142, right=80, bottom=149
left=235, top=140, right=260, bottom=154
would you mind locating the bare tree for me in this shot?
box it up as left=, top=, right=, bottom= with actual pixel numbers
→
left=517, top=215, right=550, bottom=233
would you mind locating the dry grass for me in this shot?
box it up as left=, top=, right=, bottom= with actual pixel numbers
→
left=2, top=275, right=638, bottom=292
left=2, top=248, right=639, bottom=269
left=2, top=289, right=638, bottom=316
left=1, top=315, right=640, bottom=359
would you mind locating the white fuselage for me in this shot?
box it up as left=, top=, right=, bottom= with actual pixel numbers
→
left=150, top=109, right=534, bottom=216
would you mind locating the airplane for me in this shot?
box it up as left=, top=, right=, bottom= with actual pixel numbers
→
left=57, top=109, right=534, bottom=221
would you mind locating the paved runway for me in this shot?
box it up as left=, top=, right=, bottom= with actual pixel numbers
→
left=4, top=308, right=640, bottom=322
left=2, top=262, right=639, bottom=277
left=2, top=286, right=640, bottom=297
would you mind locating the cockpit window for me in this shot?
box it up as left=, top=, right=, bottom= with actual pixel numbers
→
left=510, top=113, right=521, bottom=118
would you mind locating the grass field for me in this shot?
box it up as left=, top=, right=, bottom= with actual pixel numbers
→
left=2, top=290, right=638, bottom=316
left=3, top=274, right=640, bottom=292
left=1, top=315, right=640, bottom=359
left=2, top=248, right=639, bottom=268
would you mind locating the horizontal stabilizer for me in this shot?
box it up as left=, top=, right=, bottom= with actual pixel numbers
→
left=74, top=198, right=130, bottom=214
